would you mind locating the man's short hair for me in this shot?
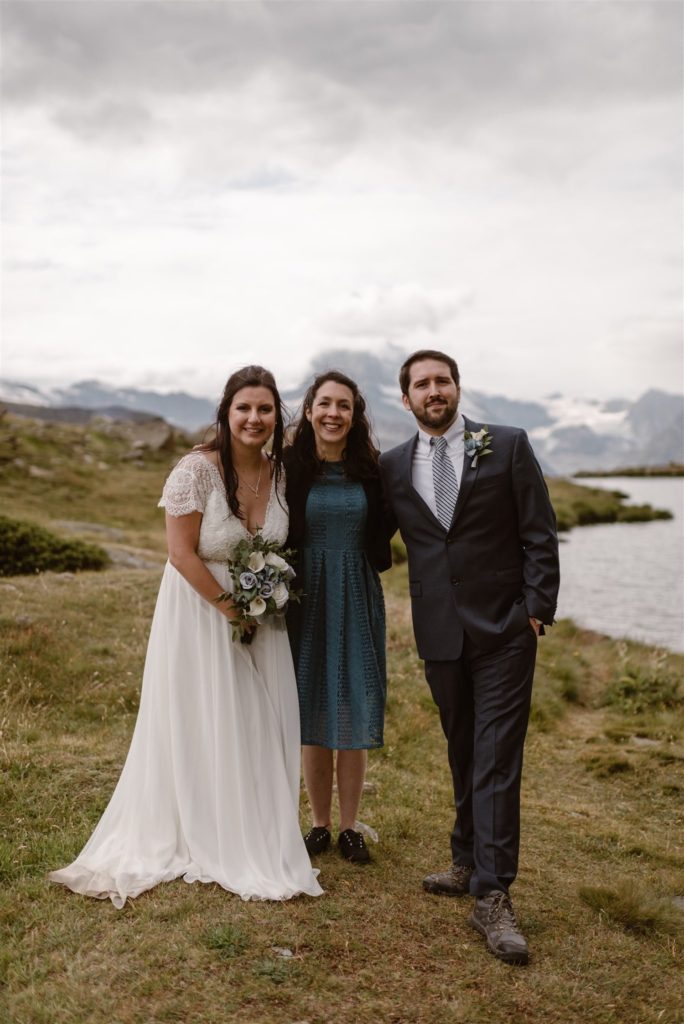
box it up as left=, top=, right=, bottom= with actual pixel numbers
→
left=399, top=350, right=460, bottom=395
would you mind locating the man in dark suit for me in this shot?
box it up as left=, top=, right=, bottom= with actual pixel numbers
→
left=379, top=350, right=560, bottom=965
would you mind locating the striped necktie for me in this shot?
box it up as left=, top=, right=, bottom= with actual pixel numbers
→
left=431, top=435, right=459, bottom=530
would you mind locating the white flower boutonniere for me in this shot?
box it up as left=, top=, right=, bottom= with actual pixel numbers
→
left=464, top=427, right=494, bottom=469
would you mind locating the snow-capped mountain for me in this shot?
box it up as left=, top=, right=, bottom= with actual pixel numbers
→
left=0, top=379, right=216, bottom=432
left=2, top=362, right=682, bottom=475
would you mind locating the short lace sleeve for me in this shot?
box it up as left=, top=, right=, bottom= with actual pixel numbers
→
left=158, top=454, right=217, bottom=517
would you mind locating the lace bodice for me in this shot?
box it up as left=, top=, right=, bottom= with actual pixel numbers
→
left=159, top=453, right=288, bottom=563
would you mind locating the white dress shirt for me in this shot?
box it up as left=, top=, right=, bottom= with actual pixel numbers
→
left=411, top=414, right=465, bottom=520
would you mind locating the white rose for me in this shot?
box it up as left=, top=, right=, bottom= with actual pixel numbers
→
left=248, top=596, right=267, bottom=617
left=273, top=582, right=289, bottom=609
left=247, top=551, right=266, bottom=572
left=264, top=551, right=289, bottom=572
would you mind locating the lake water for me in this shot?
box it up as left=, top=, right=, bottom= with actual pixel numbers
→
left=557, top=477, right=684, bottom=653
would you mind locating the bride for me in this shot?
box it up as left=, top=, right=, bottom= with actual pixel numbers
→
left=50, top=366, right=323, bottom=907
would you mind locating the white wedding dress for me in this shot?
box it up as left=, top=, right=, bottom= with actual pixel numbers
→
left=49, top=453, right=323, bottom=908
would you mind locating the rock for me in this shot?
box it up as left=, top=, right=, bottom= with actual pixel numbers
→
left=54, top=520, right=125, bottom=541
left=28, top=465, right=54, bottom=479
left=0, top=583, right=19, bottom=593
left=103, top=547, right=159, bottom=570
left=119, top=418, right=176, bottom=452
left=631, top=736, right=660, bottom=748
left=14, top=615, right=33, bottom=625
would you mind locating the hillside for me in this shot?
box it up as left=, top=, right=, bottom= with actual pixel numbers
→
left=3, top=351, right=683, bottom=474
left=1, top=424, right=682, bottom=1023
left=0, top=413, right=671, bottom=557
left=0, top=411, right=191, bottom=562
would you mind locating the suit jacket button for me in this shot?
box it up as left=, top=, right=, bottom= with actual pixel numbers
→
left=451, top=578, right=460, bottom=586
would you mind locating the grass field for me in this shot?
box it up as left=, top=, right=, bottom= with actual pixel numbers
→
left=1, top=416, right=683, bottom=1023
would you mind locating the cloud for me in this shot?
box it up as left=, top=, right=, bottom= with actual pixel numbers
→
left=317, top=284, right=471, bottom=342
left=1, top=1, right=681, bottom=401
left=3, top=1, right=681, bottom=169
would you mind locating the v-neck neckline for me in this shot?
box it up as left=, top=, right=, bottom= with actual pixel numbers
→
left=195, top=453, right=275, bottom=537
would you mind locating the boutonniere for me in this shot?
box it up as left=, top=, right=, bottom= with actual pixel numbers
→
left=463, top=427, right=494, bottom=469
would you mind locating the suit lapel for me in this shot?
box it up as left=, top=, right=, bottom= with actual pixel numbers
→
left=399, top=434, right=444, bottom=531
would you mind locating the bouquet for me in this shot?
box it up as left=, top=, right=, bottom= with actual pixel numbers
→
left=216, top=530, right=300, bottom=644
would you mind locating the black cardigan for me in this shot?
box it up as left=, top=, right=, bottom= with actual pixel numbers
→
left=283, top=447, right=392, bottom=573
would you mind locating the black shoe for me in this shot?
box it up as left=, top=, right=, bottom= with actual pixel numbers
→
left=469, top=890, right=529, bottom=965
left=338, top=829, right=371, bottom=864
left=423, top=862, right=473, bottom=897
left=303, top=826, right=331, bottom=855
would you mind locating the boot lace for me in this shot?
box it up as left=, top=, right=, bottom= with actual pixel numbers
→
left=487, top=891, right=519, bottom=930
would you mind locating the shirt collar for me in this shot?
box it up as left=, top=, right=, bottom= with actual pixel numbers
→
left=418, top=412, right=465, bottom=452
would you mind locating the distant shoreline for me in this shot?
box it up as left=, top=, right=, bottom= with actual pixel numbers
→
left=575, top=464, right=684, bottom=478
left=546, top=478, right=673, bottom=533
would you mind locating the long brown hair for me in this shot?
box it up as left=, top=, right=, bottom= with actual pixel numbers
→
left=288, top=370, right=379, bottom=480
left=204, top=365, right=285, bottom=519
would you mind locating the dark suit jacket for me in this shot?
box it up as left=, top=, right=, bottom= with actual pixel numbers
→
left=283, top=447, right=392, bottom=573
left=379, top=416, right=560, bottom=660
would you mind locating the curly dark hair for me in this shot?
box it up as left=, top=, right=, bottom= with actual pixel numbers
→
left=202, top=365, right=285, bottom=519
left=288, top=370, right=379, bottom=480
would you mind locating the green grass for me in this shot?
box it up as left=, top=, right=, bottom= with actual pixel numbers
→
left=1, top=413, right=683, bottom=1023
left=2, top=568, right=683, bottom=1024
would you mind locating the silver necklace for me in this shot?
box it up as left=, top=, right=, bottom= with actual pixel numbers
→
left=241, top=458, right=263, bottom=497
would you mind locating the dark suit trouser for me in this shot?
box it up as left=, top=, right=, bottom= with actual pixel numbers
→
left=424, top=625, right=537, bottom=897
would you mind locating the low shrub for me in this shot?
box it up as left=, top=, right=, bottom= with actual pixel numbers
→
left=0, top=515, right=110, bottom=576
left=603, top=646, right=682, bottom=715
left=617, top=504, right=672, bottom=523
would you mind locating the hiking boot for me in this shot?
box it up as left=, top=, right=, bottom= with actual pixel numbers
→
left=470, top=890, right=529, bottom=965
left=422, top=863, right=473, bottom=897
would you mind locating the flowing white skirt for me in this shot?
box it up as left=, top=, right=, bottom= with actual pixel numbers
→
left=49, top=561, right=323, bottom=908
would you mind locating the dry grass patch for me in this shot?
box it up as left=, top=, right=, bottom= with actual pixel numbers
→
left=579, top=879, right=684, bottom=938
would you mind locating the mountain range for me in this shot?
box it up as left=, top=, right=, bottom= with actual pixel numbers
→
left=2, top=352, right=683, bottom=475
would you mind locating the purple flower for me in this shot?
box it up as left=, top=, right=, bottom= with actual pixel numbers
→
left=239, top=571, right=258, bottom=591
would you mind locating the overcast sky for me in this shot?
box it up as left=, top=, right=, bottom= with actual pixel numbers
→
left=1, top=0, right=682, bottom=401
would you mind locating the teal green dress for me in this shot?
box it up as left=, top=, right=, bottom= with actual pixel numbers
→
left=294, top=462, right=386, bottom=749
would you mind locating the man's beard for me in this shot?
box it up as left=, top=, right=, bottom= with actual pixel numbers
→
left=409, top=396, right=459, bottom=431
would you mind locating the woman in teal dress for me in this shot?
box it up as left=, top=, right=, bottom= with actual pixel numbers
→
left=285, top=371, right=392, bottom=863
